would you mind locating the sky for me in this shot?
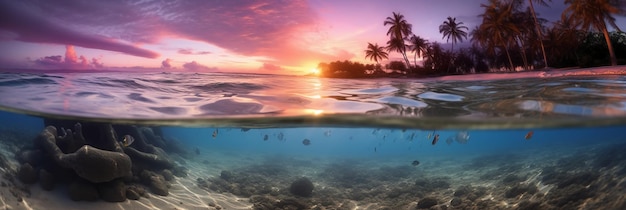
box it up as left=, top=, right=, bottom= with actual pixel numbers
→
left=0, top=0, right=624, bottom=75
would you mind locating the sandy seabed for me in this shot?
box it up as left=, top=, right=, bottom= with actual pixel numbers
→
left=2, top=137, right=626, bottom=210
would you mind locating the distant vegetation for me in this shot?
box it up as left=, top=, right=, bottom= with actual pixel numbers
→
left=319, top=0, right=626, bottom=78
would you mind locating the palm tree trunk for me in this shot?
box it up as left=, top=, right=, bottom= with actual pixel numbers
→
left=448, top=43, right=455, bottom=74
left=503, top=41, right=515, bottom=71
left=401, top=48, right=412, bottom=73
left=601, top=27, right=617, bottom=66
left=528, top=0, right=549, bottom=68
left=414, top=52, right=417, bottom=69
left=517, top=38, right=529, bottom=70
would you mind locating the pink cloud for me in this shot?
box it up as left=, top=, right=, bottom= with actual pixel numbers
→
left=161, top=58, right=173, bottom=68
left=178, top=49, right=212, bottom=55
left=0, top=0, right=366, bottom=71
left=334, top=48, right=356, bottom=61
left=260, top=63, right=283, bottom=71
left=33, top=45, right=103, bottom=69
left=65, top=45, right=78, bottom=63
left=91, top=58, right=104, bottom=68
left=0, top=1, right=320, bottom=64
left=34, top=55, right=63, bottom=66
left=182, top=61, right=216, bottom=72
left=0, top=1, right=159, bottom=58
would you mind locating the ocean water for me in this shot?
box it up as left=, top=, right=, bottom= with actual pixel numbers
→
left=0, top=69, right=625, bottom=209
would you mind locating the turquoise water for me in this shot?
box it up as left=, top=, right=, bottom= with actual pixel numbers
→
left=0, top=70, right=625, bottom=209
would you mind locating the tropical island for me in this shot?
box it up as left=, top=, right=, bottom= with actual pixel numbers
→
left=318, top=0, right=626, bottom=78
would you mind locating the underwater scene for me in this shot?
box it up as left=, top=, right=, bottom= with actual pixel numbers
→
left=0, top=70, right=625, bottom=210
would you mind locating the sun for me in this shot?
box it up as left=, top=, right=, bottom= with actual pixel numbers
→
left=310, top=68, right=320, bottom=75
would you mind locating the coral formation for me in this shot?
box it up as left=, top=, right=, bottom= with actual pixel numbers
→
left=12, top=119, right=189, bottom=202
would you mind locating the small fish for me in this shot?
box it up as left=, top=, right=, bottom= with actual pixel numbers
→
left=121, top=135, right=135, bottom=147
left=412, top=160, right=420, bottom=166
left=241, top=128, right=251, bottom=132
left=455, top=131, right=470, bottom=144
left=194, top=147, right=200, bottom=155
left=323, top=130, right=332, bottom=137
left=263, top=134, right=269, bottom=141
left=212, top=129, right=218, bottom=138
left=525, top=131, right=534, bottom=140
left=302, top=139, right=311, bottom=146
left=427, top=130, right=435, bottom=140
left=431, top=134, right=440, bottom=145
left=374, top=147, right=377, bottom=152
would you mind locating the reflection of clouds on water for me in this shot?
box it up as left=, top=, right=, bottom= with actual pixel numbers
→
left=2, top=69, right=626, bottom=128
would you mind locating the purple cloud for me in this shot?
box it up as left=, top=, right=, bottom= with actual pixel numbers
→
left=33, top=45, right=104, bottom=69
left=0, top=0, right=317, bottom=62
left=161, top=58, right=173, bottom=68
left=91, top=58, right=104, bottom=68
left=178, top=49, right=212, bottom=55
left=182, top=61, right=216, bottom=72
left=260, top=63, right=283, bottom=71
left=34, top=55, right=63, bottom=66
left=0, top=1, right=159, bottom=58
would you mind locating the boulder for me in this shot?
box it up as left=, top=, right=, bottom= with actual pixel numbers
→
left=172, top=166, right=188, bottom=178
left=161, top=169, right=174, bottom=181
left=289, top=177, right=314, bottom=197
left=97, top=179, right=127, bottom=202
left=141, top=170, right=168, bottom=196
left=17, top=163, right=38, bottom=184
left=417, top=197, right=438, bottom=209
left=450, top=198, right=462, bottom=206
left=220, top=170, right=234, bottom=181
left=126, top=185, right=145, bottom=200
left=16, top=149, right=43, bottom=167
left=69, top=180, right=99, bottom=201
left=39, top=169, right=55, bottom=191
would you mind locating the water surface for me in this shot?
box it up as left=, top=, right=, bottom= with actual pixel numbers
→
left=0, top=68, right=625, bottom=209
left=1, top=67, right=626, bottom=129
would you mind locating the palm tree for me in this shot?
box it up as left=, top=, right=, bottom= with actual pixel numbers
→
left=408, top=35, right=428, bottom=67
left=478, top=0, right=520, bottom=71
left=364, top=43, right=389, bottom=64
left=528, top=0, right=552, bottom=68
left=384, top=12, right=412, bottom=68
left=512, top=7, right=538, bottom=70
left=386, top=37, right=410, bottom=73
left=424, top=42, right=453, bottom=72
left=439, top=16, right=469, bottom=73
left=545, top=16, right=582, bottom=67
left=439, top=16, right=469, bottom=54
left=563, top=0, right=624, bottom=66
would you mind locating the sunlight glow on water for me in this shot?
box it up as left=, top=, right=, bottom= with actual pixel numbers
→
left=1, top=67, right=626, bottom=128
left=0, top=69, right=625, bottom=210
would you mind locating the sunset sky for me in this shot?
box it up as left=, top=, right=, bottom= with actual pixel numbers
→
left=0, top=0, right=624, bottom=75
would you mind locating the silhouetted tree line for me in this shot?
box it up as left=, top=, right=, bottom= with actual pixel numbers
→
left=317, top=60, right=385, bottom=78
left=318, top=0, right=624, bottom=78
